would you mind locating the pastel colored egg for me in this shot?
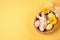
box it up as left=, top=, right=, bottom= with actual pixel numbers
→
left=46, top=24, right=53, bottom=30
left=39, top=26, right=45, bottom=32
left=34, top=20, right=40, bottom=27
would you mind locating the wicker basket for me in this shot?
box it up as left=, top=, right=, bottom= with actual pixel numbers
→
left=34, top=12, right=58, bottom=34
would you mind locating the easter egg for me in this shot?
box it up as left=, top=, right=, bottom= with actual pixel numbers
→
left=46, top=24, right=53, bottom=30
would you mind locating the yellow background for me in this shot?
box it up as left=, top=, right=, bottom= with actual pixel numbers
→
left=0, top=0, right=60, bottom=40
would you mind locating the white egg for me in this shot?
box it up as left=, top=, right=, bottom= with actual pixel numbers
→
left=39, top=26, right=45, bottom=31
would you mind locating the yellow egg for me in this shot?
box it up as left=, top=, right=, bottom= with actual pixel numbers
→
left=46, top=24, right=53, bottom=30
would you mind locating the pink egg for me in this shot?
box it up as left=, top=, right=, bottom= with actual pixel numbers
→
left=35, top=20, right=40, bottom=27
